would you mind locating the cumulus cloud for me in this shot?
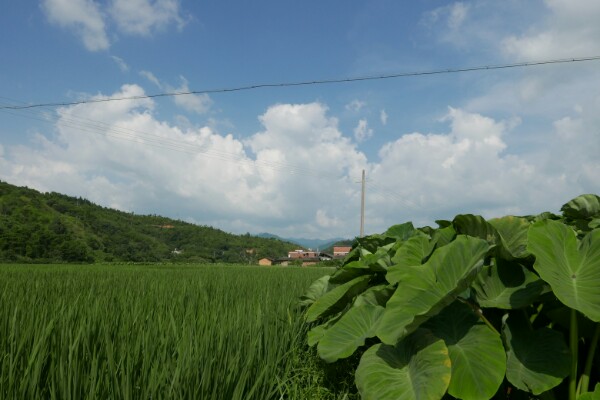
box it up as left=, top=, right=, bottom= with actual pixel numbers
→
left=316, top=209, right=340, bottom=228
left=170, top=76, right=212, bottom=114
left=42, top=0, right=109, bottom=51
left=503, top=0, right=600, bottom=60
left=1, top=84, right=597, bottom=237
left=0, top=91, right=367, bottom=236
left=354, top=119, right=373, bottom=142
left=42, top=0, right=188, bottom=50
left=109, top=0, right=188, bottom=36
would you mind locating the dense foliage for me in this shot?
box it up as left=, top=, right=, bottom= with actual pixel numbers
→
left=0, top=181, right=298, bottom=263
left=0, top=264, right=334, bottom=399
left=301, top=194, right=600, bottom=400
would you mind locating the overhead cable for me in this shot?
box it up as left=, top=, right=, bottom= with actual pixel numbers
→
left=2, top=55, right=600, bottom=110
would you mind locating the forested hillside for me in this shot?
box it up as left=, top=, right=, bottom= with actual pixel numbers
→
left=0, top=181, right=299, bottom=263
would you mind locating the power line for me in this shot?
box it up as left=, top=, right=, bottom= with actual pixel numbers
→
left=2, top=55, right=600, bottom=111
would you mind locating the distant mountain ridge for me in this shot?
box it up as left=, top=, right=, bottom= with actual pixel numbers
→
left=0, top=181, right=299, bottom=263
left=257, top=233, right=350, bottom=251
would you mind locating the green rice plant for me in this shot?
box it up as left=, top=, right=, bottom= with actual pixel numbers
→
left=0, top=264, right=330, bottom=399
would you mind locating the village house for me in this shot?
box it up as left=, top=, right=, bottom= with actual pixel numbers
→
left=333, top=246, right=352, bottom=257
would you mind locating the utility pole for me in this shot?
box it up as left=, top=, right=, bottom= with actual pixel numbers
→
left=360, top=169, right=365, bottom=237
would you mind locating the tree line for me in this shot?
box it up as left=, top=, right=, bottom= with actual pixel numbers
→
left=0, top=181, right=299, bottom=263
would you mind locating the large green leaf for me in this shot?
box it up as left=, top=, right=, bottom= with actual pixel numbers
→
left=353, top=284, right=395, bottom=307
left=561, top=194, right=600, bottom=220
left=453, top=214, right=499, bottom=245
left=488, top=216, right=531, bottom=259
left=579, top=383, right=600, bottom=400
left=328, top=260, right=372, bottom=284
left=305, top=275, right=371, bottom=323
left=527, top=220, right=600, bottom=322
left=471, top=259, right=546, bottom=309
left=387, top=235, right=431, bottom=284
left=429, top=224, right=456, bottom=250
left=355, top=329, right=451, bottom=400
left=385, top=222, right=416, bottom=241
left=357, top=234, right=396, bottom=253
left=307, top=314, right=342, bottom=347
left=502, top=312, right=571, bottom=395
left=425, top=301, right=506, bottom=400
left=298, top=275, right=331, bottom=307
left=377, top=235, right=490, bottom=345
left=317, top=305, right=385, bottom=363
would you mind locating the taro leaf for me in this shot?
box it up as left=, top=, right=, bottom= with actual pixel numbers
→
left=307, top=313, right=344, bottom=347
left=502, top=312, right=571, bottom=395
left=357, top=234, right=396, bottom=253
left=436, top=219, right=452, bottom=228
left=377, top=235, right=490, bottom=345
left=317, top=305, right=385, bottom=363
left=307, top=324, right=328, bottom=347
left=561, top=194, right=600, bottom=220
left=353, top=284, right=395, bottom=307
left=527, top=220, right=600, bottom=322
left=299, top=275, right=331, bottom=307
left=590, top=219, right=600, bottom=229
left=453, top=214, right=499, bottom=245
left=425, top=301, right=506, bottom=400
left=429, top=224, right=456, bottom=251
left=329, top=259, right=372, bottom=284
left=472, top=259, right=546, bottom=309
left=488, top=216, right=531, bottom=259
left=387, top=235, right=431, bottom=284
left=361, top=247, right=393, bottom=272
left=306, top=275, right=371, bottom=323
left=578, top=383, right=600, bottom=400
left=385, top=222, right=416, bottom=241
left=355, top=328, right=451, bottom=400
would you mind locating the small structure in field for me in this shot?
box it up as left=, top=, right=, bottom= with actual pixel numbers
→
left=258, top=257, right=274, bottom=266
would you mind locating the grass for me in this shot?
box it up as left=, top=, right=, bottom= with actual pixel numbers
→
left=0, top=263, right=355, bottom=399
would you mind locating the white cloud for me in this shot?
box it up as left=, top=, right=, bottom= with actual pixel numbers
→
left=354, top=119, right=373, bottom=142
left=345, top=99, right=366, bottom=112
left=110, top=55, right=129, bottom=72
left=423, top=2, right=469, bottom=31
left=109, top=0, right=188, bottom=36
left=170, top=76, right=212, bottom=114
left=138, top=72, right=211, bottom=114
left=42, top=0, right=189, bottom=51
left=140, top=70, right=162, bottom=88
left=1, top=85, right=597, bottom=237
left=503, top=0, right=600, bottom=60
left=380, top=109, right=388, bottom=126
left=42, top=0, right=109, bottom=51
left=316, top=209, right=340, bottom=228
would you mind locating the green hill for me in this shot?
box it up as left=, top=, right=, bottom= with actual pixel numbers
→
left=0, top=181, right=299, bottom=263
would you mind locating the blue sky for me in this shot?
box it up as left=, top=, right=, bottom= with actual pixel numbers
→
left=1, top=0, right=599, bottom=239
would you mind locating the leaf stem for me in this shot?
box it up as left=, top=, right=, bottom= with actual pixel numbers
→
left=579, top=323, right=600, bottom=394
left=569, top=309, right=578, bottom=400
left=457, top=297, right=500, bottom=335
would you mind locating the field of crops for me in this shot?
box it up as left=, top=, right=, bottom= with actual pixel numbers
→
left=0, top=263, right=336, bottom=399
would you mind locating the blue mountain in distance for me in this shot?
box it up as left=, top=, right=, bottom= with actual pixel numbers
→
left=257, top=233, right=349, bottom=251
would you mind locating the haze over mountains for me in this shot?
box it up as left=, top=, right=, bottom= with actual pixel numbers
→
left=256, top=233, right=350, bottom=252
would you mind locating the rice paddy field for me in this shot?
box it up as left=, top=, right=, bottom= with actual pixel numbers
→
left=0, top=263, right=351, bottom=399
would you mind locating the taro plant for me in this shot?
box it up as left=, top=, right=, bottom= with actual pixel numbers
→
left=300, top=194, right=600, bottom=400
